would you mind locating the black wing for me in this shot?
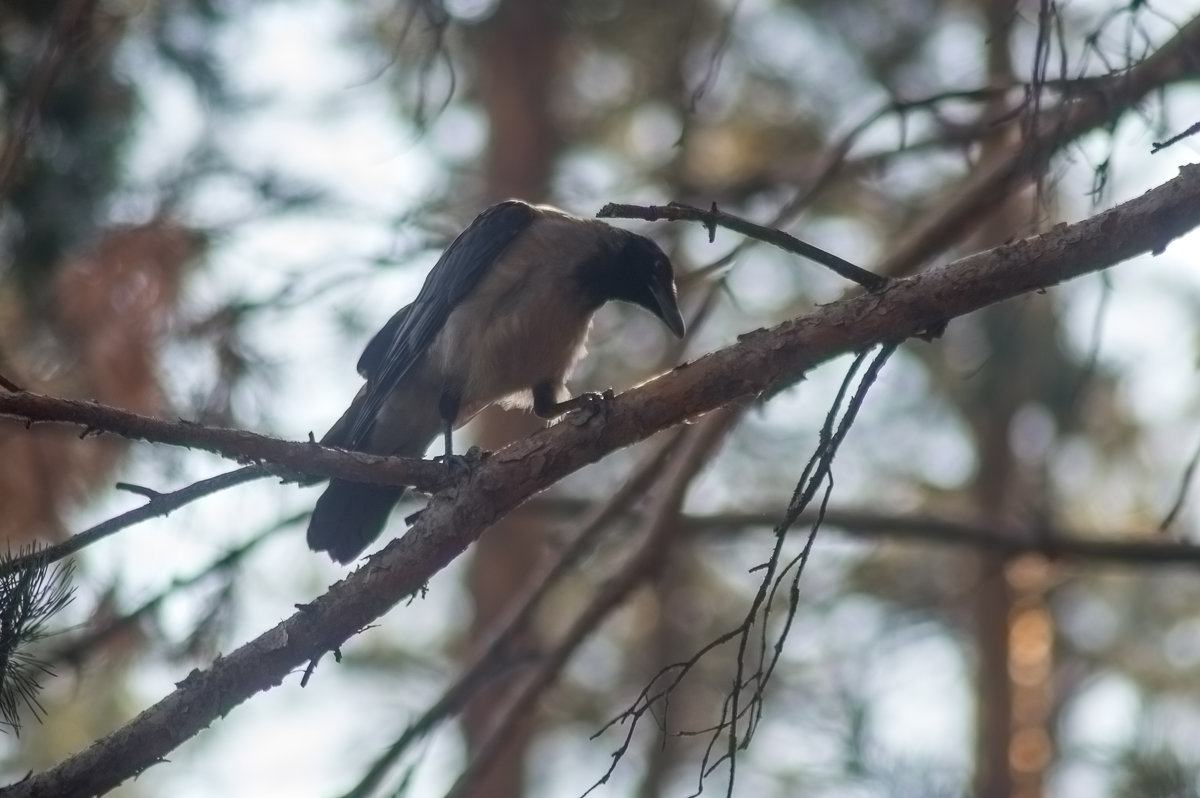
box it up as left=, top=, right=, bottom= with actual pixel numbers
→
left=357, top=305, right=411, bottom=379
left=345, top=200, right=539, bottom=448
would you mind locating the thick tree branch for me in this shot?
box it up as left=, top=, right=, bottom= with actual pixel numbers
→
left=3, top=164, right=1199, bottom=798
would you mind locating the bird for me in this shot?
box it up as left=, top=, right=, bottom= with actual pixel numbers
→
left=306, top=199, right=686, bottom=563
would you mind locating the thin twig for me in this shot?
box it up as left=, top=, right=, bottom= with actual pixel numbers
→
left=1152, top=118, right=1200, bottom=153
left=0, top=467, right=269, bottom=577
left=113, top=482, right=163, bottom=500
left=1160, top=434, right=1200, bottom=533
left=703, top=344, right=894, bottom=796
left=599, top=202, right=888, bottom=292
left=0, top=373, right=23, bottom=393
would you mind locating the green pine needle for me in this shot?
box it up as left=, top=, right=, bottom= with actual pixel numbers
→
left=0, top=548, right=75, bottom=735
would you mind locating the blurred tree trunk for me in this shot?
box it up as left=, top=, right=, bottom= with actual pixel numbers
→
left=968, top=303, right=1057, bottom=798
left=460, top=1, right=565, bottom=796
left=970, top=2, right=1032, bottom=795
left=972, top=401, right=1019, bottom=798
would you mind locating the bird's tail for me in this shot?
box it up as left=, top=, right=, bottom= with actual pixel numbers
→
left=307, top=480, right=406, bottom=564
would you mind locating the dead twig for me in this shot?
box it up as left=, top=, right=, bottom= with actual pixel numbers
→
left=599, top=202, right=888, bottom=292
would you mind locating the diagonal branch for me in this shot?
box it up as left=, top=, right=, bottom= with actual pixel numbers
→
left=3, top=163, right=1199, bottom=798
left=0, top=467, right=269, bottom=578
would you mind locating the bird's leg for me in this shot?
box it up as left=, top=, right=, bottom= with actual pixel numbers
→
left=533, top=381, right=613, bottom=424
left=435, top=388, right=463, bottom=465
left=434, top=387, right=482, bottom=478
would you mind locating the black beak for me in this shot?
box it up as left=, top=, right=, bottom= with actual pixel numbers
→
left=647, top=277, right=686, bottom=338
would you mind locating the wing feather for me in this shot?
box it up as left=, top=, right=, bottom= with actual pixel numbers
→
left=346, top=200, right=538, bottom=448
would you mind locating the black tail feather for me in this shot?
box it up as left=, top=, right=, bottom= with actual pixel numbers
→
left=307, top=480, right=405, bottom=564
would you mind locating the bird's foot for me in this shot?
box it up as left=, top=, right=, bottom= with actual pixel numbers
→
left=407, top=447, right=488, bottom=526
left=435, top=445, right=487, bottom=478
left=567, top=389, right=614, bottom=426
